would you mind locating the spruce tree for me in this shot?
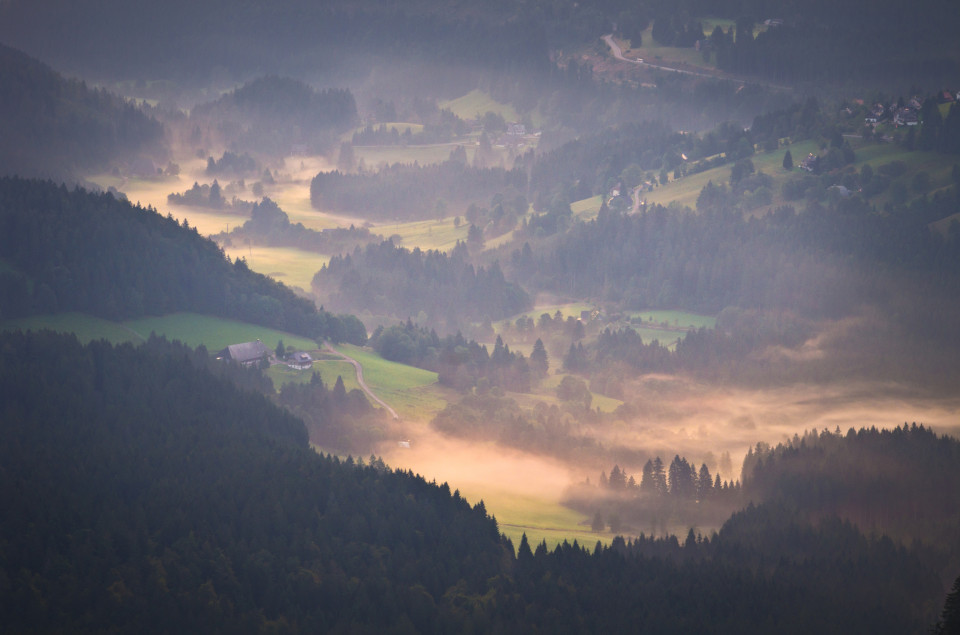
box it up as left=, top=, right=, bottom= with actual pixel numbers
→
left=782, top=149, right=793, bottom=170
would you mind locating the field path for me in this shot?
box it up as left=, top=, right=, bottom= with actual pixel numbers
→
left=323, top=342, right=400, bottom=420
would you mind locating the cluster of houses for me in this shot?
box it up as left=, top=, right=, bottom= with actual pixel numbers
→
left=217, top=339, right=314, bottom=370
left=494, top=122, right=540, bottom=150
left=864, top=91, right=960, bottom=128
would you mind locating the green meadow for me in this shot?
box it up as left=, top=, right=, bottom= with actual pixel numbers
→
left=440, top=89, right=520, bottom=122
left=124, top=313, right=318, bottom=352
left=0, top=312, right=143, bottom=344
left=627, top=309, right=716, bottom=330
left=383, top=216, right=471, bottom=251
left=220, top=244, right=329, bottom=291
left=476, top=490, right=611, bottom=551
left=266, top=359, right=362, bottom=393
left=571, top=195, right=604, bottom=220
left=642, top=140, right=820, bottom=211
left=329, top=344, right=446, bottom=419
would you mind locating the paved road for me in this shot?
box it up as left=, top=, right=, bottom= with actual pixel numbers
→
left=324, top=342, right=400, bottom=420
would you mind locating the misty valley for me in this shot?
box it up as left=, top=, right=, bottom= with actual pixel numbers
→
left=2, top=0, right=960, bottom=632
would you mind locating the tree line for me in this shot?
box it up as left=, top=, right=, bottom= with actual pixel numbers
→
left=310, top=159, right=528, bottom=221
left=313, top=240, right=531, bottom=331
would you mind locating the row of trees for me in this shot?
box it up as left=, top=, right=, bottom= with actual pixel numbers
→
left=369, top=321, right=546, bottom=391
left=313, top=240, right=531, bottom=331
left=309, top=159, right=528, bottom=221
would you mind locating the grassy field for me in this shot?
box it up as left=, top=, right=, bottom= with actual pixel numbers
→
left=124, top=312, right=318, bottom=352
left=440, top=89, right=520, bottom=122
left=642, top=139, right=820, bottom=210
left=571, top=195, right=604, bottom=220
left=0, top=312, right=144, bottom=344
left=478, top=489, right=610, bottom=551
left=330, top=344, right=446, bottom=419
left=383, top=216, right=471, bottom=251
left=627, top=309, right=716, bottom=330
left=266, top=359, right=362, bottom=393
left=220, top=244, right=329, bottom=291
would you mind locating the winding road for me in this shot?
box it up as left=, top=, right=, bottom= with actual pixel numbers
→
left=323, top=342, right=400, bottom=420
left=601, top=34, right=790, bottom=91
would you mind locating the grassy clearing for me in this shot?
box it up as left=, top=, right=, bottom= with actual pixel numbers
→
left=330, top=344, right=445, bottom=419
left=480, top=490, right=609, bottom=551
left=124, top=312, right=317, bottom=352
left=220, top=244, right=329, bottom=291
left=381, top=217, right=470, bottom=251
left=627, top=309, right=716, bottom=330
left=643, top=140, right=820, bottom=210
left=571, top=195, right=604, bottom=220
left=440, top=89, right=520, bottom=122
left=619, top=31, right=711, bottom=68
left=266, top=360, right=362, bottom=393
left=0, top=312, right=143, bottom=345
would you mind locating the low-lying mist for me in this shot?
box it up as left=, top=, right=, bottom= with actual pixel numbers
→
left=379, top=373, right=960, bottom=536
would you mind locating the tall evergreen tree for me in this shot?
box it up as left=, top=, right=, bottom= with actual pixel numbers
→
left=782, top=149, right=793, bottom=170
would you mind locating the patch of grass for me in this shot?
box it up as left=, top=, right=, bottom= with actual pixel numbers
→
left=619, top=31, right=713, bottom=68
left=643, top=140, right=820, bottom=211
left=329, top=344, right=445, bottom=419
left=479, top=490, right=608, bottom=551
left=124, top=312, right=317, bottom=352
left=440, top=89, right=520, bottom=122
left=266, top=360, right=362, bottom=393
left=626, top=310, right=716, bottom=330
left=219, top=244, right=329, bottom=291
left=571, top=195, right=604, bottom=220
left=0, top=312, right=143, bottom=345
left=382, top=217, right=470, bottom=251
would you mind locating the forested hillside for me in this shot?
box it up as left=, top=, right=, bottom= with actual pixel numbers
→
left=189, top=76, right=358, bottom=156
left=0, top=331, right=505, bottom=633
left=0, top=178, right=365, bottom=343
left=0, top=43, right=163, bottom=178
left=0, top=330, right=951, bottom=633
left=314, top=240, right=531, bottom=331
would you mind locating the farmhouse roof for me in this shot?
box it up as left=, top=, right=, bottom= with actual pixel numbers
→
left=225, top=339, right=270, bottom=364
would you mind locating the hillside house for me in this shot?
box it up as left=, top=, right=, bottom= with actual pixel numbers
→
left=220, top=339, right=270, bottom=366
left=288, top=351, right=313, bottom=370
left=894, top=107, right=919, bottom=127
left=799, top=153, right=819, bottom=173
